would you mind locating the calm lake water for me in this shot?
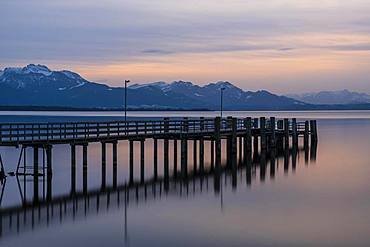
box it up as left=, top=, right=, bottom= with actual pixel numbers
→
left=1, top=111, right=370, bottom=247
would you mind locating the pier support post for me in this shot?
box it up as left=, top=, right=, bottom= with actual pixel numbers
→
left=253, top=118, right=259, bottom=154
left=181, top=139, right=188, bottom=178
left=304, top=121, right=309, bottom=148
left=46, top=145, right=53, bottom=177
left=277, top=120, right=284, bottom=149
left=140, top=139, right=145, bottom=183
left=113, top=142, right=118, bottom=188
left=199, top=117, right=205, bottom=173
left=292, top=118, right=298, bottom=147
left=82, top=144, right=88, bottom=194
left=260, top=117, right=267, bottom=150
left=244, top=117, right=252, bottom=162
left=163, top=118, right=169, bottom=179
left=210, top=140, right=215, bottom=170
left=270, top=117, right=276, bottom=148
left=173, top=139, right=178, bottom=177
left=33, top=146, right=39, bottom=202
left=284, top=118, right=290, bottom=149
left=193, top=139, right=197, bottom=172
left=214, top=117, right=221, bottom=170
left=71, top=144, right=76, bottom=194
left=101, top=142, right=106, bottom=189
left=129, top=140, right=134, bottom=184
left=46, top=145, right=53, bottom=201
left=231, top=118, right=237, bottom=169
left=153, top=139, right=158, bottom=180
left=181, top=118, right=189, bottom=178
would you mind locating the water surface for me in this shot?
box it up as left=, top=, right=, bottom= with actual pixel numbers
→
left=0, top=111, right=370, bottom=247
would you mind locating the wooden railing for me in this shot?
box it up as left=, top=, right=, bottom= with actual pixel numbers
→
left=0, top=118, right=310, bottom=143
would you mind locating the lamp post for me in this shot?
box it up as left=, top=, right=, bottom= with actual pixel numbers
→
left=124, top=80, right=130, bottom=122
left=220, top=87, right=225, bottom=118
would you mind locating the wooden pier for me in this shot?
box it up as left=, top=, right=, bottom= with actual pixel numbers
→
left=0, top=117, right=318, bottom=183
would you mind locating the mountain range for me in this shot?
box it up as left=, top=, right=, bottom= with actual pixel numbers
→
left=0, top=64, right=369, bottom=110
left=286, top=90, right=370, bottom=105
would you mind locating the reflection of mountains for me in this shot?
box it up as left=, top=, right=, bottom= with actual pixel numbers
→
left=0, top=143, right=317, bottom=240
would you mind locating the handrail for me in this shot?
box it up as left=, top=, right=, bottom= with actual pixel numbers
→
left=0, top=118, right=309, bottom=143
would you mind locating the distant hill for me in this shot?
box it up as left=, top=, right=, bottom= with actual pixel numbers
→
left=286, top=90, right=370, bottom=105
left=0, top=64, right=308, bottom=110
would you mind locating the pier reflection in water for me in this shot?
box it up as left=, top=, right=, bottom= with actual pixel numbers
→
left=0, top=141, right=317, bottom=241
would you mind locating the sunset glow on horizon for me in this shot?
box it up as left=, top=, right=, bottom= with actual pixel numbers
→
left=1, top=0, right=370, bottom=94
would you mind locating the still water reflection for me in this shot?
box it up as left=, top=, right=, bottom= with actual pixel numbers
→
left=0, top=112, right=370, bottom=247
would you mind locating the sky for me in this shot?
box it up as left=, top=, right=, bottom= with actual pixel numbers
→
left=1, top=0, right=370, bottom=94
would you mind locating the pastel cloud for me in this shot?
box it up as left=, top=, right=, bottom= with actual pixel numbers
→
left=1, top=0, right=370, bottom=93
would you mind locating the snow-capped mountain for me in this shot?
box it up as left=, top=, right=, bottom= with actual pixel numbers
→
left=286, top=90, right=370, bottom=105
left=0, top=64, right=309, bottom=110
left=129, top=80, right=304, bottom=109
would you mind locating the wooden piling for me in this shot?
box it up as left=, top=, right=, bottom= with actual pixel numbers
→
left=101, top=142, right=106, bottom=189
left=173, top=139, right=178, bottom=177
left=140, top=140, right=145, bottom=183
left=113, top=142, right=118, bottom=188
left=153, top=138, right=158, bottom=180
left=199, top=117, right=205, bottom=173
left=270, top=117, right=276, bottom=147
left=33, top=146, right=39, bottom=202
left=71, top=144, right=76, bottom=194
left=214, top=117, right=221, bottom=170
left=231, top=118, right=237, bottom=169
left=129, top=140, right=134, bottom=184
left=284, top=118, right=290, bottom=148
left=292, top=118, right=298, bottom=147
left=193, top=139, right=197, bottom=172
left=82, top=144, right=88, bottom=194
left=260, top=117, right=267, bottom=150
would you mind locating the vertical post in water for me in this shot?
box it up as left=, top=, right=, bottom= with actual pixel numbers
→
left=181, top=117, right=189, bottom=178
left=284, top=118, right=290, bottom=149
left=46, top=145, right=52, bottom=201
left=214, top=117, right=221, bottom=170
left=112, top=141, right=118, bottom=188
left=270, top=117, right=276, bottom=148
left=231, top=118, right=237, bottom=169
left=82, top=144, right=88, bottom=194
left=33, top=146, right=39, bottom=202
left=193, top=139, right=197, bottom=173
left=238, top=136, right=243, bottom=164
left=129, top=140, right=134, bottom=184
left=163, top=118, right=169, bottom=179
left=260, top=117, right=266, bottom=150
left=304, top=120, right=309, bottom=148
left=244, top=117, right=252, bottom=155
left=173, top=139, right=178, bottom=177
left=253, top=118, right=259, bottom=154
left=140, top=139, right=145, bottom=183
left=199, top=117, right=205, bottom=173
left=46, top=145, right=53, bottom=177
left=312, top=120, right=318, bottom=142
left=210, top=140, right=215, bottom=170
left=153, top=138, right=158, bottom=180
left=292, top=118, right=298, bottom=147
left=71, top=144, right=76, bottom=194
left=101, top=142, right=106, bottom=189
